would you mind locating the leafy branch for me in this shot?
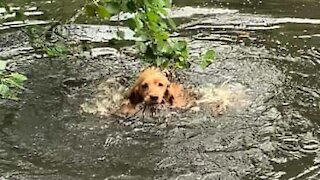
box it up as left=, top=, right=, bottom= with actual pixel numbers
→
left=25, top=24, right=70, bottom=58
left=85, top=0, right=215, bottom=69
left=0, top=61, right=27, bottom=100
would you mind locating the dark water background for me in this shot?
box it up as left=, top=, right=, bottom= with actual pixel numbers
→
left=1, top=0, right=320, bottom=179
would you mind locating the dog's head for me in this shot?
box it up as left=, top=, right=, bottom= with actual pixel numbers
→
left=129, top=67, right=170, bottom=105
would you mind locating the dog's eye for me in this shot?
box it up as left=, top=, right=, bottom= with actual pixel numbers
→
left=141, top=83, right=148, bottom=89
left=158, top=83, right=163, bottom=87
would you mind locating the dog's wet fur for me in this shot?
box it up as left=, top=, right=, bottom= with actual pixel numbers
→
left=121, top=67, right=186, bottom=115
left=80, top=67, right=249, bottom=117
left=120, top=67, right=249, bottom=117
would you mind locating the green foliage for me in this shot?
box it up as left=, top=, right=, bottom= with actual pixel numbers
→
left=200, top=50, right=216, bottom=68
left=0, top=61, right=27, bottom=100
left=44, top=43, right=68, bottom=57
left=85, top=0, right=193, bottom=69
left=25, top=25, right=68, bottom=58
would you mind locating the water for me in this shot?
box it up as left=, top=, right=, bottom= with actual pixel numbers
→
left=1, top=0, right=320, bottom=179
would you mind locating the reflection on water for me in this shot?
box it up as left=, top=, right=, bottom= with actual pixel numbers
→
left=1, top=0, right=320, bottom=179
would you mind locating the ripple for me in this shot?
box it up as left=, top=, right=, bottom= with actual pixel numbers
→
left=0, top=6, right=48, bottom=30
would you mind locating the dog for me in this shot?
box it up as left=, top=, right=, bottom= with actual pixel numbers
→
left=120, top=67, right=247, bottom=117
left=121, top=67, right=188, bottom=115
left=121, top=67, right=170, bottom=114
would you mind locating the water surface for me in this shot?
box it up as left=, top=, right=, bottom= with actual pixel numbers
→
left=1, top=0, right=320, bottom=179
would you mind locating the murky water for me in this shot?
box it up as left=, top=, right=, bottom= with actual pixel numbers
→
left=1, top=0, right=320, bottom=179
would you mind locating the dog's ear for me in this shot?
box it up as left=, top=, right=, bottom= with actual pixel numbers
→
left=164, top=84, right=174, bottom=105
left=128, top=85, right=143, bottom=105
left=165, top=83, right=187, bottom=107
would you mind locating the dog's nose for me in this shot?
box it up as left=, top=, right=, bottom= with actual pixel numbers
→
left=150, top=96, right=158, bottom=102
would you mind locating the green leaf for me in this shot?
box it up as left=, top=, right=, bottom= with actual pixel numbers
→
left=8, top=73, right=27, bottom=84
left=85, top=4, right=96, bottom=16
left=54, top=43, right=67, bottom=54
left=142, top=0, right=151, bottom=7
left=175, top=61, right=184, bottom=69
left=158, top=20, right=168, bottom=30
left=0, top=84, right=9, bottom=96
left=148, top=21, right=159, bottom=34
left=146, top=10, right=158, bottom=22
left=0, top=72, right=27, bottom=100
left=8, top=93, right=18, bottom=100
left=200, top=49, right=216, bottom=68
left=136, top=42, right=147, bottom=53
left=161, top=41, right=173, bottom=54
left=82, top=0, right=190, bottom=69
left=156, top=58, right=164, bottom=66
left=163, top=0, right=172, bottom=8
left=158, top=7, right=168, bottom=16
left=175, top=40, right=187, bottom=51
left=106, top=2, right=121, bottom=14
left=97, top=5, right=110, bottom=19
left=127, top=18, right=136, bottom=30
left=44, top=43, right=67, bottom=57
left=167, top=18, right=176, bottom=30
left=0, top=60, right=7, bottom=71
left=134, top=15, right=143, bottom=30
left=126, top=1, right=136, bottom=12
left=3, top=78, right=24, bottom=89
left=161, top=59, right=169, bottom=69
left=155, top=31, right=169, bottom=42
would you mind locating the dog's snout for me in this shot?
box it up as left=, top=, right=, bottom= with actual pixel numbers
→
left=150, top=96, right=158, bottom=102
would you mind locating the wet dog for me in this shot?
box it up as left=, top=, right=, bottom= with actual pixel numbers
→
left=120, top=67, right=248, bottom=116
left=121, top=67, right=187, bottom=115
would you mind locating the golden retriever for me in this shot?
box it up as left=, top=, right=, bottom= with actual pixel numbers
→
left=121, top=67, right=188, bottom=115
left=120, top=68, right=248, bottom=116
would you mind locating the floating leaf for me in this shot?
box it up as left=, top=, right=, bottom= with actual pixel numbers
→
left=200, top=49, right=216, bottom=68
